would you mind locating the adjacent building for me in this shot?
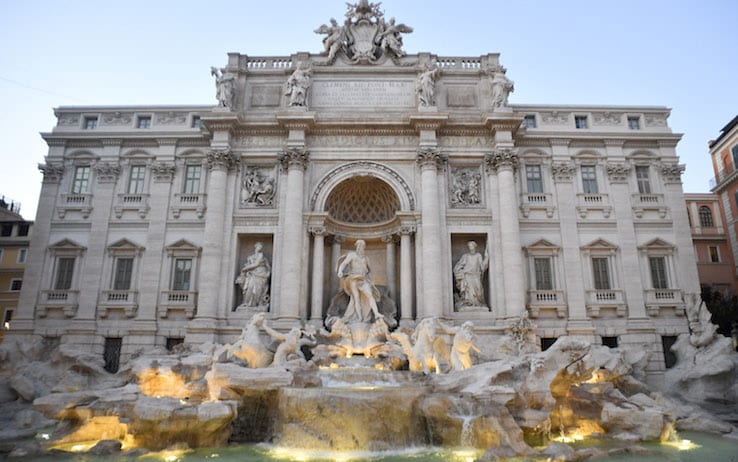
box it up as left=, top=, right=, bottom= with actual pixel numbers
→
left=10, top=2, right=699, bottom=378
left=0, top=197, right=32, bottom=343
left=709, top=115, right=738, bottom=283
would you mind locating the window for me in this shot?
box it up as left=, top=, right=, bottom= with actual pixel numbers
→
left=735, top=191, right=738, bottom=209
left=732, top=144, right=738, bottom=168
left=183, top=165, right=202, bottom=194
left=575, top=115, right=588, bottom=129
left=54, top=257, right=76, bottom=290
left=10, top=279, right=22, bottom=291
left=522, top=115, right=536, bottom=128
left=17, top=223, right=29, bottom=236
left=72, top=166, right=91, bottom=194
left=191, top=116, right=201, bottom=129
left=592, top=257, right=611, bottom=290
left=627, top=116, right=640, bottom=130
left=602, top=336, right=618, bottom=348
left=635, top=166, right=651, bottom=194
left=581, top=165, right=598, bottom=194
left=699, top=206, right=714, bottom=228
left=113, top=258, right=134, bottom=290
left=128, top=166, right=146, bottom=194
left=708, top=246, right=720, bottom=263
left=0, top=249, right=3, bottom=263
left=137, top=116, right=152, bottom=129
left=17, top=248, right=27, bottom=263
left=534, top=257, right=553, bottom=290
left=526, top=165, right=543, bottom=193
left=541, top=337, right=557, bottom=351
left=0, top=224, right=12, bottom=237
left=686, top=208, right=692, bottom=227
left=662, top=335, right=677, bottom=369
left=83, top=116, right=98, bottom=130
left=172, top=258, right=192, bottom=291
left=649, top=256, right=668, bottom=289
left=3, top=308, right=13, bottom=329
left=103, top=337, right=122, bottom=373
left=166, top=337, right=185, bottom=351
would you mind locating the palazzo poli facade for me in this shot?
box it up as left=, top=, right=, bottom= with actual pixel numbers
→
left=12, top=2, right=699, bottom=376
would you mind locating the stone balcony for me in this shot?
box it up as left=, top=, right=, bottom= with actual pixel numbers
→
left=527, top=290, right=567, bottom=318
left=645, top=289, right=685, bottom=316
left=158, top=291, right=197, bottom=319
left=114, top=193, right=150, bottom=219
left=172, top=193, right=207, bottom=219
left=519, top=192, right=555, bottom=218
left=585, top=289, right=626, bottom=318
left=98, top=290, right=139, bottom=318
left=37, top=290, right=79, bottom=318
left=58, top=193, right=93, bottom=219
left=576, top=193, right=612, bottom=219
left=631, top=193, right=667, bottom=219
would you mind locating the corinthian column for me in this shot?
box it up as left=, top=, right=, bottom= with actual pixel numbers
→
left=309, top=226, right=326, bottom=323
left=278, top=148, right=309, bottom=320
left=486, top=148, right=525, bottom=317
left=193, top=150, right=235, bottom=328
left=417, top=148, right=445, bottom=318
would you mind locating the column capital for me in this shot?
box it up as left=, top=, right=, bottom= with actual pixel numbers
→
left=606, top=162, right=631, bottom=183
left=94, top=162, right=121, bottom=184
left=207, top=149, right=236, bottom=171
left=309, top=225, right=327, bottom=236
left=381, top=234, right=397, bottom=244
left=331, top=234, right=345, bottom=245
left=483, top=147, right=518, bottom=173
left=400, top=224, right=417, bottom=235
left=151, top=162, right=176, bottom=183
left=416, top=147, right=446, bottom=171
left=38, top=163, right=65, bottom=183
left=279, top=148, right=310, bottom=171
left=660, top=163, right=685, bottom=184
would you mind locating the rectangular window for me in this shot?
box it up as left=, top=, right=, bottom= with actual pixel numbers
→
left=592, top=257, right=611, bottom=290
left=191, top=116, right=201, bottom=129
left=128, top=166, right=146, bottom=194
left=735, top=191, right=738, bottom=209
left=533, top=257, right=553, bottom=290
left=581, top=165, right=598, bottom=194
left=662, top=335, right=677, bottom=369
left=72, top=166, right=91, bottom=194
left=649, top=256, right=668, bottom=289
left=541, top=337, right=557, bottom=351
left=137, top=116, right=151, bottom=129
left=627, top=116, right=640, bottom=130
left=172, top=258, right=192, bottom=291
left=0, top=224, right=12, bottom=237
left=10, top=279, right=22, bottom=291
left=113, top=258, right=134, bottom=290
left=575, top=115, right=588, bottom=129
left=526, top=165, right=543, bottom=193
left=17, top=223, right=29, bottom=236
left=183, top=165, right=202, bottom=194
left=54, top=257, right=76, bottom=290
left=708, top=246, right=720, bottom=263
left=635, top=166, right=651, bottom=194
left=0, top=249, right=3, bottom=263
left=17, top=248, right=27, bottom=263
left=84, top=116, right=98, bottom=130
left=103, top=337, right=122, bottom=373
left=602, top=336, right=619, bottom=348
left=732, top=144, right=738, bottom=168
left=522, top=115, right=537, bottom=128
left=3, top=308, right=13, bottom=329
left=166, top=337, right=185, bottom=351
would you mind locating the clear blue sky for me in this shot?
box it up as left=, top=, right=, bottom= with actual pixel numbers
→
left=1, top=0, right=736, bottom=219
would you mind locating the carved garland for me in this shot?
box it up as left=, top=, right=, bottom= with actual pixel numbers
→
left=151, top=162, right=176, bottom=183
left=551, top=162, right=577, bottom=182
left=606, top=163, right=631, bottom=183
left=94, top=162, right=121, bottom=183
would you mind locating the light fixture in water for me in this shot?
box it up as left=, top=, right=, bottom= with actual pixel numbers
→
left=662, top=438, right=700, bottom=451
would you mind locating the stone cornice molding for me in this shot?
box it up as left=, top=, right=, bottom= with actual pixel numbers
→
left=409, top=112, right=449, bottom=132
left=38, top=163, right=65, bottom=183
left=151, top=162, right=177, bottom=182
left=276, top=112, right=317, bottom=132
left=94, top=162, right=121, bottom=183
left=416, top=147, right=446, bottom=171
left=207, top=149, right=236, bottom=171
left=660, top=163, right=685, bottom=184
left=606, top=162, right=631, bottom=183
left=551, top=162, right=576, bottom=182
left=101, top=138, right=123, bottom=147
left=278, top=148, right=310, bottom=171
left=483, top=147, right=518, bottom=173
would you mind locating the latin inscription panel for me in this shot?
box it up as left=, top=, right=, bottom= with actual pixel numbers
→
left=311, top=80, right=415, bottom=108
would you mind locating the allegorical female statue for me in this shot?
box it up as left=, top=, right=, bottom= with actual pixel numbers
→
left=453, top=241, right=489, bottom=310
left=235, top=242, right=271, bottom=309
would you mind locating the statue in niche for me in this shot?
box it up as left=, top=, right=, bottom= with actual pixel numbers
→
left=314, top=18, right=346, bottom=62
left=453, top=241, right=490, bottom=310
left=415, top=65, right=440, bottom=107
left=450, top=169, right=482, bottom=207
left=242, top=168, right=275, bottom=207
left=377, top=17, right=413, bottom=58
left=336, top=239, right=383, bottom=323
left=284, top=63, right=312, bottom=107
left=490, top=71, right=514, bottom=109
left=235, top=243, right=271, bottom=309
left=210, top=67, right=235, bottom=109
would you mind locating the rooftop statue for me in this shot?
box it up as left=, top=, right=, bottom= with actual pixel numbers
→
left=415, top=65, right=440, bottom=107
left=210, top=66, right=235, bottom=110
left=284, top=63, right=312, bottom=108
left=490, top=70, right=514, bottom=110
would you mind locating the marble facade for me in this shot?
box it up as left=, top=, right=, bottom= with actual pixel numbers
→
left=10, top=3, right=699, bottom=378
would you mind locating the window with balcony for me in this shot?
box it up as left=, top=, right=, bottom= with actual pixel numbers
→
left=699, top=205, right=714, bottom=228
left=534, top=258, right=553, bottom=290
left=635, top=166, right=651, bottom=194
left=113, top=258, right=134, bottom=290
left=183, top=165, right=202, bottom=194
left=72, top=166, right=91, bottom=194
left=581, top=165, right=598, bottom=194
left=525, top=239, right=564, bottom=318
left=648, top=256, right=668, bottom=289
left=128, top=166, right=146, bottom=194
left=54, top=257, right=76, bottom=290
left=639, top=238, right=681, bottom=315
left=592, top=257, right=611, bottom=290
left=526, top=165, right=543, bottom=193
left=172, top=258, right=192, bottom=291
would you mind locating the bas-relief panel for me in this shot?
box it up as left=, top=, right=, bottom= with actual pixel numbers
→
left=240, top=165, right=277, bottom=208
left=249, top=85, right=283, bottom=107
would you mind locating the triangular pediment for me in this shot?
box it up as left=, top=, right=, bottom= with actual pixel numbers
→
left=107, top=238, right=144, bottom=251
left=527, top=239, right=559, bottom=249
left=48, top=238, right=86, bottom=251
left=581, top=238, right=618, bottom=250
left=639, top=238, right=674, bottom=250
left=165, top=239, right=201, bottom=251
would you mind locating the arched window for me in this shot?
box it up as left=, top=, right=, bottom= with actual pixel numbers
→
left=699, top=206, right=714, bottom=228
